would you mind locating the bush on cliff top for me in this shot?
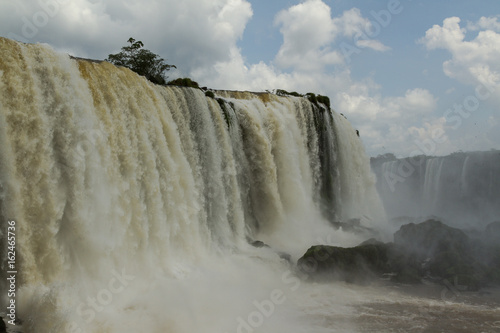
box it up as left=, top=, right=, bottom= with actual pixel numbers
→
left=106, top=38, right=176, bottom=85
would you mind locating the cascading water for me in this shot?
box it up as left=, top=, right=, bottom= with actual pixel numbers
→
left=372, top=151, right=500, bottom=228
left=0, top=37, right=386, bottom=333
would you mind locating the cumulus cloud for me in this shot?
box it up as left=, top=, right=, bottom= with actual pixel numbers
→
left=4, top=0, right=482, bottom=156
left=420, top=16, right=500, bottom=90
left=467, top=16, right=500, bottom=32
left=417, top=16, right=500, bottom=155
left=273, top=2, right=389, bottom=72
left=3, top=0, right=253, bottom=73
left=274, top=0, right=342, bottom=72
left=336, top=85, right=440, bottom=155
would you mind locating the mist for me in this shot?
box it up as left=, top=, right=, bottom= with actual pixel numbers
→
left=371, top=150, right=500, bottom=232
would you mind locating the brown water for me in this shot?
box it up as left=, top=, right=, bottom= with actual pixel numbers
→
left=302, top=282, right=500, bottom=333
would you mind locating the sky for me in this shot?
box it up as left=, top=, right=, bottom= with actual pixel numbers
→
left=1, top=0, right=499, bottom=157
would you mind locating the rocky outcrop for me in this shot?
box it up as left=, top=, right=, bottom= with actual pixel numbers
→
left=0, top=317, right=6, bottom=333
left=298, top=219, right=500, bottom=290
left=394, top=219, right=470, bottom=257
left=484, top=221, right=500, bottom=245
left=297, top=243, right=390, bottom=283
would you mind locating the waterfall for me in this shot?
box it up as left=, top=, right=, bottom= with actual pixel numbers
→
left=372, top=151, right=500, bottom=228
left=0, top=37, right=385, bottom=332
left=422, top=157, right=445, bottom=214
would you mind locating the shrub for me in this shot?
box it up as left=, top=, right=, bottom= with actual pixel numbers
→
left=167, top=77, right=200, bottom=88
left=106, top=38, right=175, bottom=85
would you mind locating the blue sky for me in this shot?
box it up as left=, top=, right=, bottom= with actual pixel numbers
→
left=1, top=0, right=499, bottom=157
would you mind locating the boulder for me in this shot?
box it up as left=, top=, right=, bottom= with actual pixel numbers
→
left=484, top=221, right=500, bottom=245
left=297, top=243, right=390, bottom=283
left=394, top=219, right=470, bottom=258
left=393, top=219, right=490, bottom=290
left=298, top=219, right=500, bottom=289
left=0, top=317, right=6, bottom=333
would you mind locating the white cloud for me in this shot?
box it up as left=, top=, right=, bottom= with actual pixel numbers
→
left=335, top=86, right=439, bottom=155
left=2, top=0, right=253, bottom=72
left=337, top=87, right=436, bottom=121
left=420, top=16, right=500, bottom=90
left=467, top=16, right=500, bottom=32
left=191, top=46, right=294, bottom=91
left=274, top=0, right=342, bottom=71
left=3, top=0, right=471, bottom=157
left=192, top=0, right=438, bottom=156
left=332, top=8, right=372, bottom=38
left=273, top=2, right=389, bottom=72
left=356, top=39, right=391, bottom=52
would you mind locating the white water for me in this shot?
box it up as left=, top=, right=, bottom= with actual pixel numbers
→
left=0, top=38, right=389, bottom=332
left=374, top=152, right=500, bottom=228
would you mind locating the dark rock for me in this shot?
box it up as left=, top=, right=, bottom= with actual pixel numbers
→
left=358, top=238, right=385, bottom=246
left=394, top=219, right=470, bottom=258
left=297, top=243, right=390, bottom=283
left=390, top=267, right=422, bottom=284
left=394, top=219, right=500, bottom=290
left=297, top=219, right=500, bottom=290
left=247, top=237, right=290, bottom=263
left=278, top=252, right=292, bottom=263
left=250, top=240, right=269, bottom=248
left=246, top=237, right=270, bottom=248
left=484, top=221, right=500, bottom=245
left=0, top=317, right=6, bottom=333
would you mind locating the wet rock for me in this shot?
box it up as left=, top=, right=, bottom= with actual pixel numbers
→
left=298, top=219, right=500, bottom=290
left=484, top=221, right=500, bottom=245
left=297, top=243, right=390, bottom=283
left=278, top=252, right=292, bottom=263
left=394, top=219, right=470, bottom=258
left=246, top=237, right=270, bottom=248
left=0, top=317, right=6, bottom=333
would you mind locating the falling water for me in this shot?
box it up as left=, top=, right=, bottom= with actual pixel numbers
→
left=0, top=38, right=388, bottom=332
left=373, top=151, right=500, bottom=228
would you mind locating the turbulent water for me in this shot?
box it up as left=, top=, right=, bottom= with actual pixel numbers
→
left=1, top=38, right=498, bottom=333
left=0, top=37, right=390, bottom=332
left=371, top=151, right=500, bottom=229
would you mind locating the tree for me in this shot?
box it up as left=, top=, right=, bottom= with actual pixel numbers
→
left=106, top=38, right=176, bottom=85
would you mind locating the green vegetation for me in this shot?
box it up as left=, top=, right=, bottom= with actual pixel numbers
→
left=306, top=93, right=330, bottom=110
left=106, top=38, right=176, bottom=85
left=216, top=98, right=233, bottom=128
left=317, top=95, right=331, bottom=109
left=205, top=90, right=215, bottom=99
left=275, top=89, right=330, bottom=110
left=276, top=89, right=302, bottom=97
left=305, top=92, right=317, bottom=104
left=167, top=77, right=200, bottom=88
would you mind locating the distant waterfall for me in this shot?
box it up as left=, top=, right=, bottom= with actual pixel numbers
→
left=372, top=151, right=500, bottom=228
left=0, top=37, right=384, bottom=332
